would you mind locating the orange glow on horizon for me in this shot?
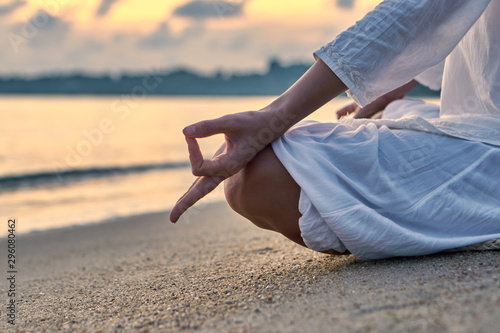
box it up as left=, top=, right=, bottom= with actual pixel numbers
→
left=10, top=0, right=381, bottom=27
left=1, top=0, right=382, bottom=74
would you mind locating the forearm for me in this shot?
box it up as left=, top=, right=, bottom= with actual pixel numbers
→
left=259, top=58, right=347, bottom=138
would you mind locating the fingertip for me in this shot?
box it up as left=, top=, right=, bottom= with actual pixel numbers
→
left=185, top=136, right=197, bottom=145
left=169, top=206, right=182, bottom=223
left=169, top=212, right=176, bottom=223
left=183, top=125, right=195, bottom=137
left=169, top=212, right=179, bottom=223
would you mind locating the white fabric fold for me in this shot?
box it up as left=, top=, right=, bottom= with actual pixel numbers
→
left=272, top=102, right=500, bottom=260
left=414, top=60, right=445, bottom=91
left=341, top=100, right=500, bottom=146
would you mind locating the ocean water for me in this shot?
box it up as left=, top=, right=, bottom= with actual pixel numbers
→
left=1, top=95, right=349, bottom=235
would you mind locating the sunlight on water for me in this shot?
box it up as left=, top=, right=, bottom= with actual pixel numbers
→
left=1, top=96, right=277, bottom=176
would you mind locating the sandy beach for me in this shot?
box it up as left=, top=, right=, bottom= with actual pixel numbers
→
left=1, top=201, right=499, bottom=332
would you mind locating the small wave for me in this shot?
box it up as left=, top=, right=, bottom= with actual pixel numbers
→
left=0, top=161, right=190, bottom=191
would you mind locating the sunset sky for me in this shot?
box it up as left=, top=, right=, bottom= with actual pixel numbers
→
left=1, top=0, right=379, bottom=76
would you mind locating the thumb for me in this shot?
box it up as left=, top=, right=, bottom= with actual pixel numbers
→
left=183, top=116, right=229, bottom=138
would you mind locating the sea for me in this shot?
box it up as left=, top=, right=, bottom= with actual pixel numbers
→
left=1, top=95, right=350, bottom=236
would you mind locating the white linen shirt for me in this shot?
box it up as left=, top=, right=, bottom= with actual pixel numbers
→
left=314, top=0, right=500, bottom=146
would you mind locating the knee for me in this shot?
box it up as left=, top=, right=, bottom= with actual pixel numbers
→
left=224, top=146, right=277, bottom=229
left=224, top=171, right=246, bottom=217
left=224, top=172, right=271, bottom=230
left=224, top=146, right=305, bottom=246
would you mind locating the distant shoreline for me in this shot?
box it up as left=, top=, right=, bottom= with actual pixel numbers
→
left=0, top=59, right=440, bottom=97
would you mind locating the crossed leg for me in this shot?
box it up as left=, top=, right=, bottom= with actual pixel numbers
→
left=224, top=145, right=306, bottom=247
left=224, top=145, right=349, bottom=256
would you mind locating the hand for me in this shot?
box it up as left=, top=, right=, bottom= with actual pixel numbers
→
left=169, top=110, right=282, bottom=223
left=336, top=79, right=419, bottom=119
left=336, top=100, right=386, bottom=119
left=170, top=58, right=348, bottom=222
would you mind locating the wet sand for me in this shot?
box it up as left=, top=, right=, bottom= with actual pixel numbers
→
left=1, top=201, right=499, bottom=332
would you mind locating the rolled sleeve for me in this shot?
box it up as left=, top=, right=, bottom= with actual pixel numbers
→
left=315, top=0, right=491, bottom=107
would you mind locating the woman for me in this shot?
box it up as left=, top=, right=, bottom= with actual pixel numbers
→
left=170, top=0, right=500, bottom=260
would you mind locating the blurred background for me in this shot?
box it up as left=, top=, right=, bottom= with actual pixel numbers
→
left=1, top=0, right=436, bottom=235
left=0, top=0, right=374, bottom=76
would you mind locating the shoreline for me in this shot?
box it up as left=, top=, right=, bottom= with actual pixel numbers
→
left=2, top=204, right=194, bottom=238
left=1, top=201, right=499, bottom=332
left=1, top=192, right=226, bottom=238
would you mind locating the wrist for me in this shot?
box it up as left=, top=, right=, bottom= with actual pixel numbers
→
left=259, top=100, right=297, bottom=139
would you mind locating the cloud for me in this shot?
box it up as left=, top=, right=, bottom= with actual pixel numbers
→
left=227, top=33, right=250, bottom=51
left=96, top=0, right=121, bottom=17
left=138, top=22, right=177, bottom=49
left=138, top=21, right=205, bottom=49
left=0, top=0, right=27, bottom=17
left=7, top=10, right=72, bottom=50
left=0, top=0, right=369, bottom=76
left=336, top=0, right=355, bottom=9
left=173, top=0, right=246, bottom=19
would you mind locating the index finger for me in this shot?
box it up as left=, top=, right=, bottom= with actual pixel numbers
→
left=186, top=136, right=205, bottom=174
left=183, top=117, right=224, bottom=138
left=186, top=137, right=232, bottom=177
